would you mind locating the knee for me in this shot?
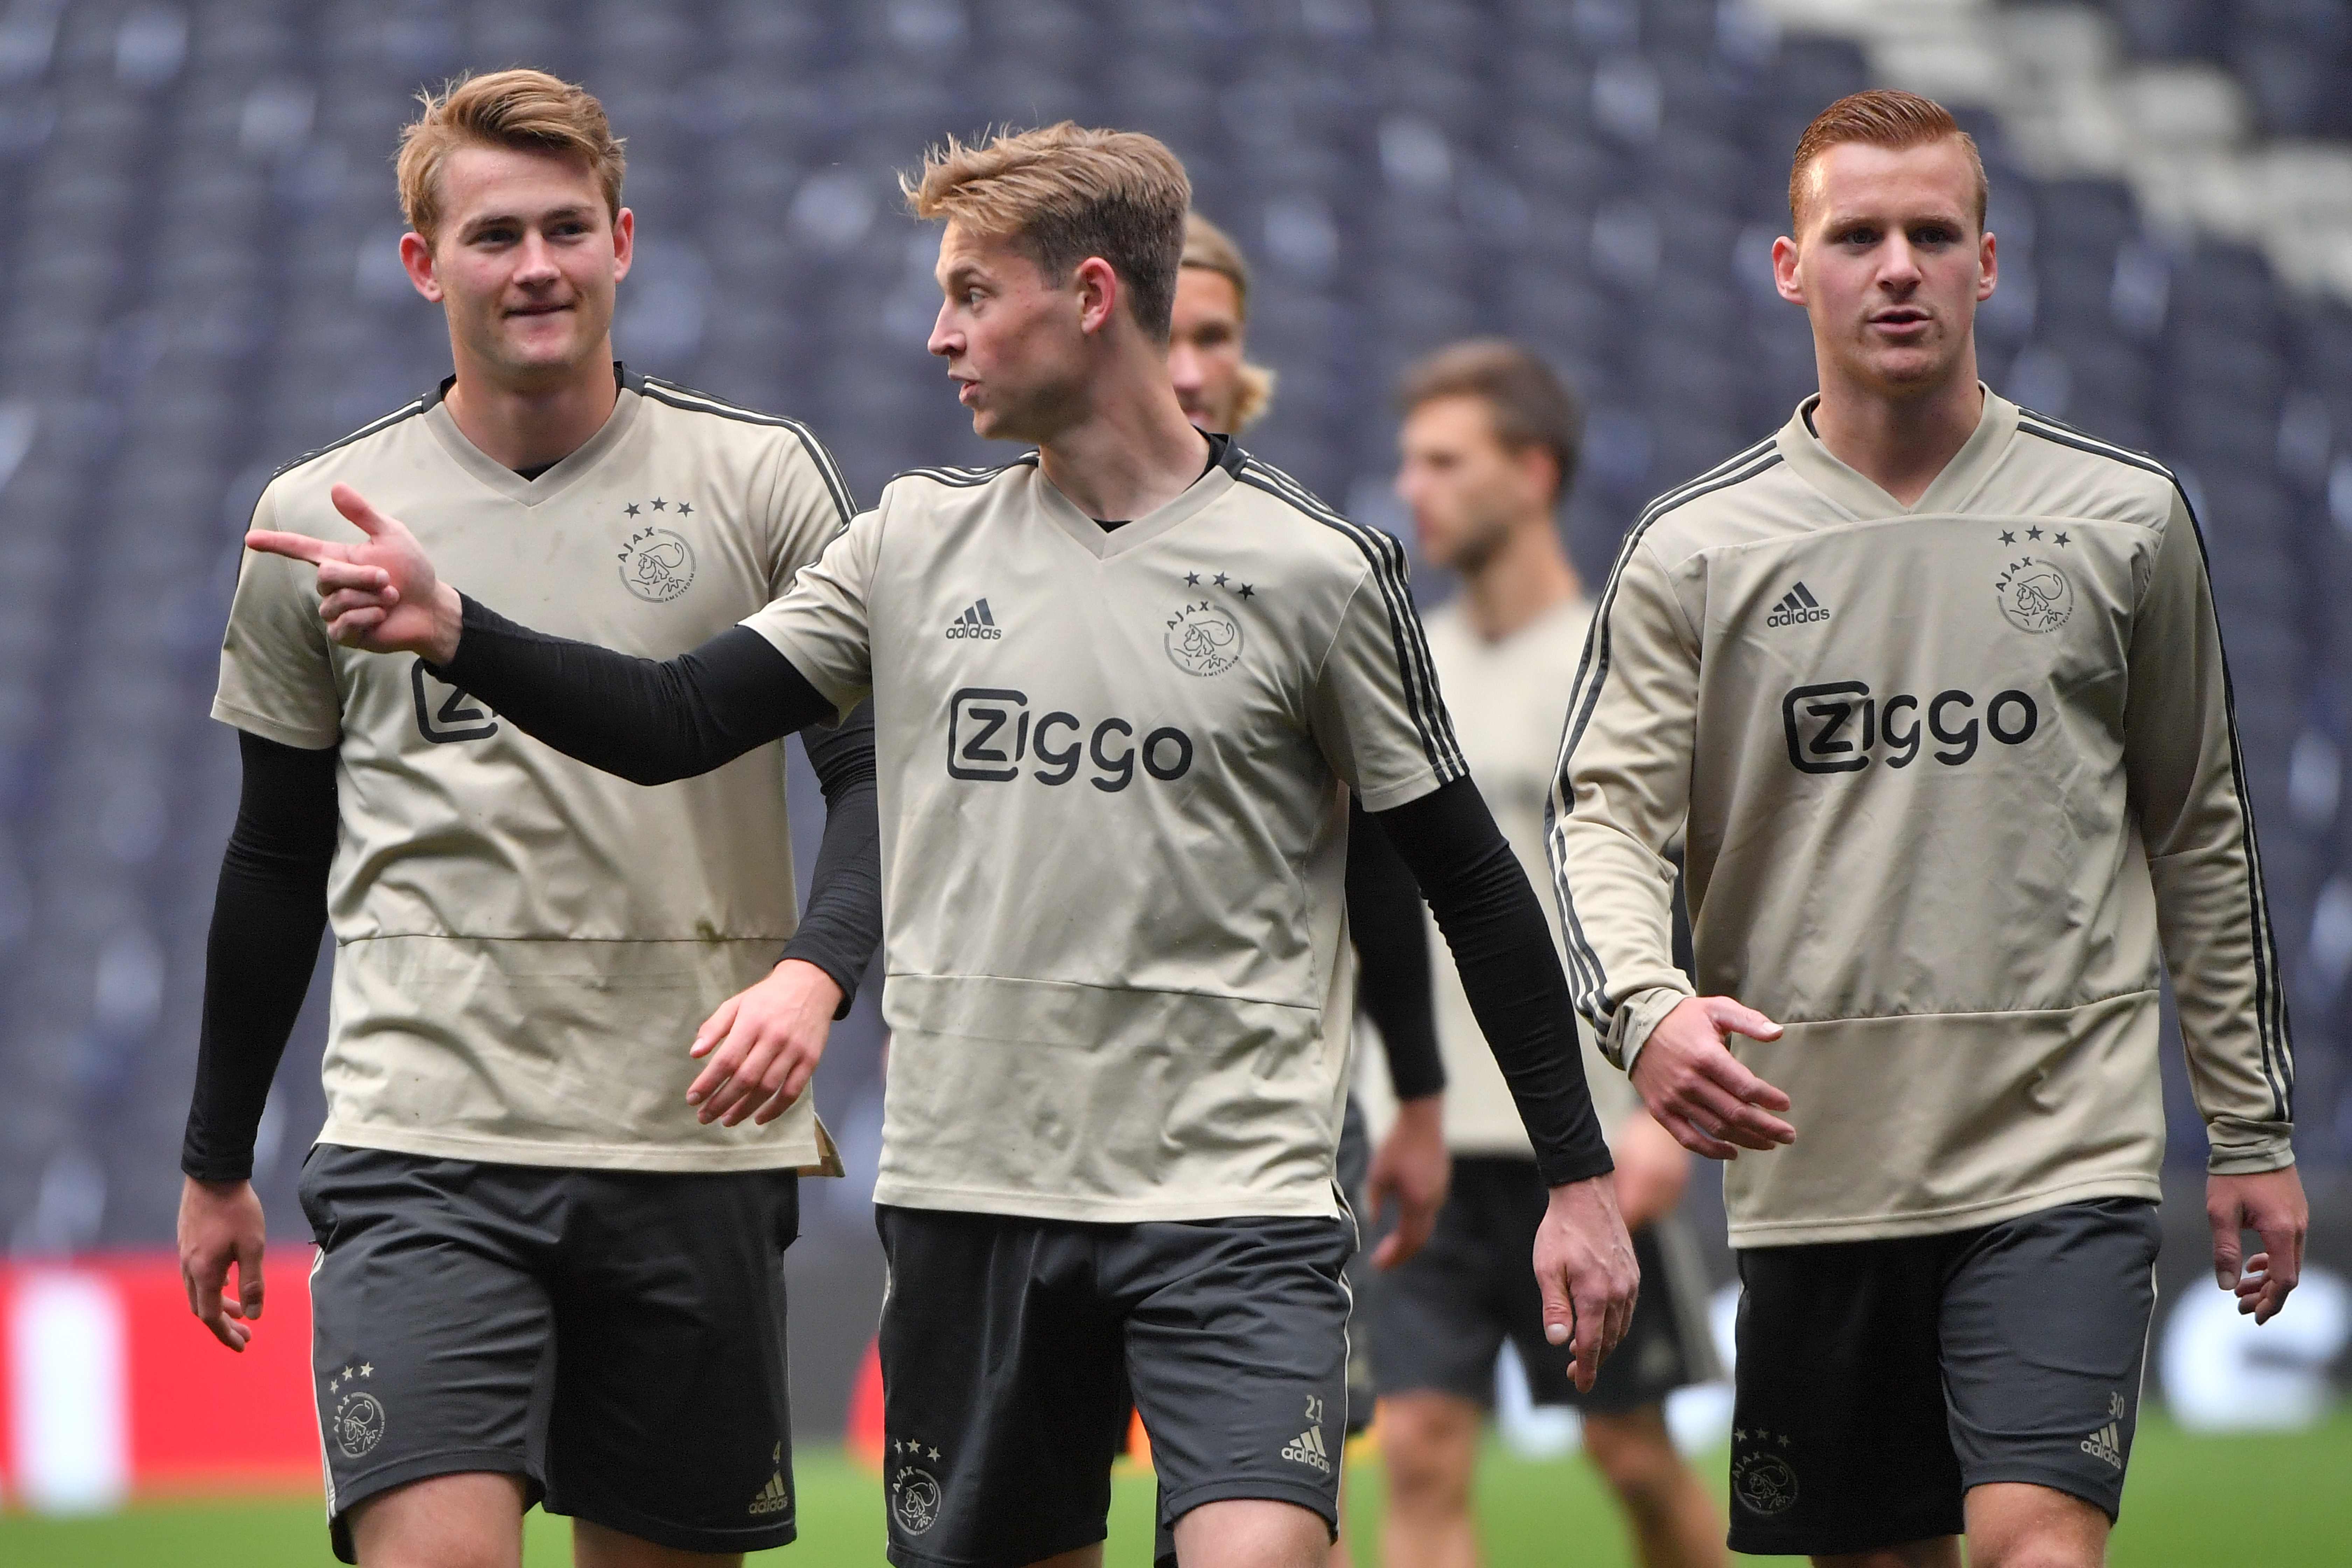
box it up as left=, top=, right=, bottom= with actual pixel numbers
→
left=1968, top=1540, right=2100, bottom=1568
left=1581, top=1413, right=1684, bottom=1518
left=1377, top=1397, right=1477, bottom=1511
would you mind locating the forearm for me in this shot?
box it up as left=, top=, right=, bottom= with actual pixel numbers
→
left=1549, top=813, right=1689, bottom=1070
left=434, top=597, right=833, bottom=785
left=2150, top=848, right=2296, bottom=1171
left=779, top=699, right=882, bottom=1017
left=1375, top=778, right=1611, bottom=1185
left=1345, top=796, right=1444, bottom=1101
left=182, top=734, right=337, bottom=1183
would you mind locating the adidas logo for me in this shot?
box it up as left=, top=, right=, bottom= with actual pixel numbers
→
left=2078, top=1421, right=2123, bottom=1470
left=1279, top=1424, right=1332, bottom=1475
left=1766, top=581, right=1830, bottom=627
left=944, top=598, right=1002, bottom=640
left=749, top=1468, right=792, bottom=1516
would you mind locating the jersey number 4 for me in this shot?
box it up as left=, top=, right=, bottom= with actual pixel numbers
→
left=411, top=659, right=498, bottom=744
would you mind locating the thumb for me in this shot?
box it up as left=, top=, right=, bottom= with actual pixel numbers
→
left=237, top=1236, right=266, bottom=1321
left=330, top=483, right=399, bottom=540
left=2212, top=1209, right=2244, bottom=1290
left=1708, top=999, right=1784, bottom=1042
left=1539, top=1256, right=1574, bottom=1346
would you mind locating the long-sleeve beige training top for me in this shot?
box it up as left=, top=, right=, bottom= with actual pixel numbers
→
left=1547, top=388, right=2294, bottom=1247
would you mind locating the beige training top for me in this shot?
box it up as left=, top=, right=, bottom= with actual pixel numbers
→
left=1548, top=390, right=2294, bottom=1246
left=214, top=370, right=854, bottom=1172
left=742, top=442, right=1464, bottom=1222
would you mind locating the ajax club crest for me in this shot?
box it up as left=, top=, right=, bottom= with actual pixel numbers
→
left=618, top=524, right=696, bottom=603
left=1731, top=1430, right=1798, bottom=1517
left=1996, top=556, right=2072, bottom=633
left=327, top=1363, right=386, bottom=1459
left=1165, top=600, right=1243, bottom=677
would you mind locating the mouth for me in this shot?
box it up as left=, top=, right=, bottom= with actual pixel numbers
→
left=950, top=376, right=979, bottom=406
left=505, top=300, right=574, bottom=321
left=1869, top=307, right=1931, bottom=331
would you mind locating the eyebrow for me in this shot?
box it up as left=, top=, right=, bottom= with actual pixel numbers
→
left=460, top=203, right=596, bottom=236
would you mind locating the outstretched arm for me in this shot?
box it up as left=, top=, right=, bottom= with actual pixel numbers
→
left=247, top=484, right=838, bottom=784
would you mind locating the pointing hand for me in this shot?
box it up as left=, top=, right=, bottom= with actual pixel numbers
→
left=246, top=483, right=463, bottom=663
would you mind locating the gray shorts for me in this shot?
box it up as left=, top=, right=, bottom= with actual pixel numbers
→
left=1366, top=1154, right=1721, bottom=1412
left=875, top=1203, right=1354, bottom=1568
left=1728, top=1196, right=2162, bottom=1558
left=298, top=1144, right=801, bottom=1562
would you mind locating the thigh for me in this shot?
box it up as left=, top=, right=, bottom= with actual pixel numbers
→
left=1728, top=1234, right=1964, bottom=1559
left=298, top=1146, right=556, bottom=1565
left=1940, top=1197, right=2161, bottom=1522
left=1117, top=1216, right=1354, bottom=1546
left=1367, top=1162, right=1513, bottom=1405
left=1335, top=1097, right=1376, bottom=1437
left=875, top=1205, right=1131, bottom=1568
left=542, top=1167, right=803, bottom=1557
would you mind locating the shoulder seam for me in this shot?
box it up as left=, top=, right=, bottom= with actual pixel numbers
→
left=1545, top=445, right=1784, bottom=1033
left=2015, top=414, right=2175, bottom=485
left=1232, top=458, right=1466, bottom=782
left=638, top=376, right=857, bottom=524
left=267, top=397, right=434, bottom=483
left=887, top=453, right=1041, bottom=490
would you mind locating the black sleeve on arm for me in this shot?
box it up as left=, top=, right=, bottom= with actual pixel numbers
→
left=778, top=698, right=883, bottom=1019
left=1370, top=776, right=1613, bottom=1186
left=181, top=731, right=339, bottom=1183
left=433, top=596, right=836, bottom=786
left=1346, top=797, right=1445, bottom=1101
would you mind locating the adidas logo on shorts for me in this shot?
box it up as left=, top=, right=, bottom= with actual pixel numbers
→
left=945, top=598, right=1002, bottom=640
left=2078, top=1420, right=2123, bottom=1470
left=749, top=1443, right=792, bottom=1515
left=1280, top=1424, right=1332, bottom=1475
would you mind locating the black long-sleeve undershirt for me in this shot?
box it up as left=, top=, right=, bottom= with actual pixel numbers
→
left=180, top=698, right=885, bottom=1183
left=1345, top=798, right=1445, bottom=1103
left=181, top=732, right=338, bottom=1183
left=434, top=596, right=1611, bottom=1184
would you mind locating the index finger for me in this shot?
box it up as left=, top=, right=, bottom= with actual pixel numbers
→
left=246, top=528, right=336, bottom=566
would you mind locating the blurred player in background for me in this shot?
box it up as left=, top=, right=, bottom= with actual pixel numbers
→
left=177, top=70, right=880, bottom=1568
left=1374, top=342, right=1726, bottom=1568
left=248, top=122, right=1640, bottom=1568
left=1551, top=89, right=2307, bottom=1568
left=1174, top=212, right=1453, bottom=1568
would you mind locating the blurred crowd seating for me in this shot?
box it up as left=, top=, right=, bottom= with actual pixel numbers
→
left=0, top=0, right=2344, bottom=1254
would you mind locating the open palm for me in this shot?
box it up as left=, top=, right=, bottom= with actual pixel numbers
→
left=245, top=483, right=462, bottom=662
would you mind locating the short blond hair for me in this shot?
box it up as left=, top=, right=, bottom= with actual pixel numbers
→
left=397, top=69, right=625, bottom=244
left=903, top=122, right=1191, bottom=339
left=1790, top=89, right=1985, bottom=231
left=1182, top=212, right=1276, bottom=430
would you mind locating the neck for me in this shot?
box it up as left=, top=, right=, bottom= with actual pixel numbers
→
left=1460, top=516, right=1582, bottom=642
left=1035, top=343, right=1211, bottom=522
left=442, top=342, right=621, bottom=473
left=1810, top=348, right=1983, bottom=507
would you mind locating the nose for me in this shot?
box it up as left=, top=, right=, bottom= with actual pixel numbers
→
left=1880, top=233, right=1923, bottom=289
left=1168, top=343, right=1201, bottom=391
left=513, top=231, right=560, bottom=284
left=927, top=299, right=958, bottom=359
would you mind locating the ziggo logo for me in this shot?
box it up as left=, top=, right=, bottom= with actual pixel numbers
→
left=1782, top=681, right=2039, bottom=774
left=947, top=687, right=1194, bottom=792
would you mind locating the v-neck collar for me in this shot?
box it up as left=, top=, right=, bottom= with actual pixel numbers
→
left=1031, top=433, right=1248, bottom=559
left=1777, top=383, right=2018, bottom=520
left=420, top=362, right=644, bottom=509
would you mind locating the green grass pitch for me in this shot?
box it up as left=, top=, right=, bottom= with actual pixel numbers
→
left=5, top=1413, right=2346, bottom=1565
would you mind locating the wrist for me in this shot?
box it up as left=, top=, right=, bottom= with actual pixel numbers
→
left=1394, top=1094, right=1443, bottom=1131
left=428, top=583, right=464, bottom=664
left=773, top=956, right=846, bottom=1008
